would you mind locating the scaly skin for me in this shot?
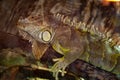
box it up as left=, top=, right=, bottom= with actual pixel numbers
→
left=17, top=0, right=120, bottom=80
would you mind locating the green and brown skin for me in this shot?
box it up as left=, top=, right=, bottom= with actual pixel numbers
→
left=17, top=0, right=120, bottom=80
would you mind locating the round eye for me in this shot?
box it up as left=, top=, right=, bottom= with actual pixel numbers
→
left=39, top=30, right=52, bottom=42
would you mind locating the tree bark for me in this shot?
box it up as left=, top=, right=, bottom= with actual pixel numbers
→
left=0, top=0, right=36, bottom=34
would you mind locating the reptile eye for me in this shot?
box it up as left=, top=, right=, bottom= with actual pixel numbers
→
left=39, top=30, right=52, bottom=42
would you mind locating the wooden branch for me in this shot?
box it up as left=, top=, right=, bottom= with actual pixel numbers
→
left=68, top=59, right=119, bottom=80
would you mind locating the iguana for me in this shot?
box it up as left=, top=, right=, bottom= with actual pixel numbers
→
left=17, top=0, right=120, bottom=80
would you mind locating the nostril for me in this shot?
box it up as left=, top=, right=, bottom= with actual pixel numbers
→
left=17, top=21, right=26, bottom=30
left=17, top=23, right=25, bottom=30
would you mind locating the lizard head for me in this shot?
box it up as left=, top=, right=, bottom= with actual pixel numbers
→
left=17, top=17, right=56, bottom=60
left=17, top=18, right=55, bottom=44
